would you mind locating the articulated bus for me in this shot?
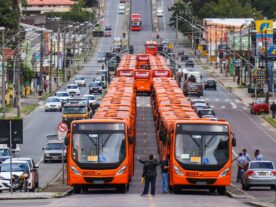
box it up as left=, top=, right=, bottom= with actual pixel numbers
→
left=152, top=77, right=236, bottom=195
left=134, top=70, right=152, bottom=92
left=66, top=77, right=136, bottom=193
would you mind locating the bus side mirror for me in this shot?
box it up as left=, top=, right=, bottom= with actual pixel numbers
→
left=64, top=137, right=70, bottom=146
left=232, top=138, right=237, bottom=147
left=128, top=136, right=134, bottom=144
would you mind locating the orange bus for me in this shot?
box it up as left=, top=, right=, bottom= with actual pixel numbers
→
left=65, top=77, right=136, bottom=193
left=152, top=77, right=236, bottom=195
left=134, top=69, right=152, bottom=92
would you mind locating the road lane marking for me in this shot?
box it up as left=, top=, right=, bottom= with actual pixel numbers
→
left=231, top=102, right=237, bottom=109
left=221, top=106, right=226, bottom=109
left=215, top=98, right=219, bottom=101
left=37, top=156, right=44, bottom=166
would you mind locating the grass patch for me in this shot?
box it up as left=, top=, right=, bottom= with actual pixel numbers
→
left=0, top=105, right=12, bottom=113
left=21, top=103, right=39, bottom=115
left=225, top=86, right=233, bottom=91
left=262, top=114, right=276, bottom=127
left=202, top=66, right=210, bottom=71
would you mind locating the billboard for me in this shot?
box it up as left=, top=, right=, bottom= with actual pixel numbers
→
left=255, top=20, right=274, bottom=57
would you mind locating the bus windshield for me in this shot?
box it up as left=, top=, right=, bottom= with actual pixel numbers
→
left=175, top=133, right=229, bottom=166
left=72, top=133, right=126, bottom=164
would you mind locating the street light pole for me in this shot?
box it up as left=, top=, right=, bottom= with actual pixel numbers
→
left=175, top=13, right=179, bottom=78
left=264, top=30, right=269, bottom=104
left=1, top=27, right=6, bottom=118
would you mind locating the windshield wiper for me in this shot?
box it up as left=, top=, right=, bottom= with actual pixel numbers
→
left=85, top=134, right=97, bottom=147
left=102, top=134, right=113, bottom=148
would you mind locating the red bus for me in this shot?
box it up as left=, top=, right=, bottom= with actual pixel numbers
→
left=131, top=13, right=142, bottom=31
left=145, top=40, right=158, bottom=55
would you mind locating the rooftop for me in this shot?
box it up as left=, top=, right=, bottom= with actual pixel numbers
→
left=204, top=18, right=254, bottom=27
left=27, top=0, right=75, bottom=6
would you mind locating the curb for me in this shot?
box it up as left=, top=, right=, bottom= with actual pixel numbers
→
left=244, top=201, right=275, bottom=207
left=53, top=187, right=74, bottom=199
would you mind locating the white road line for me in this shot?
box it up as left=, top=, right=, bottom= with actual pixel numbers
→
left=231, top=102, right=237, bottom=109
left=224, top=99, right=230, bottom=102
left=234, top=99, right=241, bottom=103
left=243, top=107, right=248, bottom=110
left=215, top=98, right=219, bottom=101
left=37, top=156, right=44, bottom=166
left=205, top=98, right=210, bottom=101
left=221, top=106, right=226, bottom=109
left=210, top=105, right=215, bottom=108
left=232, top=149, right=238, bottom=158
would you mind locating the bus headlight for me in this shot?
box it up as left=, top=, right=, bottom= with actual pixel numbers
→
left=220, top=168, right=230, bottom=177
left=174, top=165, right=183, bottom=176
left=116, top=165, right=127, bottom=175
left=71, top=165, right=80, bottom=176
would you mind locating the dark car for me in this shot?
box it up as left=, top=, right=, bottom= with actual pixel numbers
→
left=104, top=25, right=112, bottom=37
left=204, top=79, right=217, bottom=90
left=183, top=82, right=203, bottom=97
left=185, top=60, right=194, bottom=67
left=89, top=82, right=103, bottom=94
left=97, top=52, right=106, bottom=63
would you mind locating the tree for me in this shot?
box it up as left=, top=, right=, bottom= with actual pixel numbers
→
left=0, top=0, right=19, bottom=29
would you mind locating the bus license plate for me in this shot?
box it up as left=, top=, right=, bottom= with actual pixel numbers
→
left=93, top=180, right=104, bottom=184
left=196, top=181, right=207, bottom=185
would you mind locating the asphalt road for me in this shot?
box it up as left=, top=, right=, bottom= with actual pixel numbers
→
left=17, top=0, right=124, bottom=190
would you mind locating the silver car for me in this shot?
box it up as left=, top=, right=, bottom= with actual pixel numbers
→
left=241, top=161, right=276, bottom=190
left=45, top=96, right=62, bottom=112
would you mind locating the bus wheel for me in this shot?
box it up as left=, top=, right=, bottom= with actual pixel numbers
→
left=172, top=186, right=181, bottom=194
left=209, top=187, right=216, bottom=193
left=73, top=186, right=81, bottom=194
left=217, top=186, right=226, bottom=195
left=117, top=184, right=127, bottom=193
left=82, top=186, right=88, bottom=193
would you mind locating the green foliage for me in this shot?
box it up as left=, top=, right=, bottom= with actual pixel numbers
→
left=0, top=0, right=19, bottom=29
left=22, top=64, right=35, bottom=85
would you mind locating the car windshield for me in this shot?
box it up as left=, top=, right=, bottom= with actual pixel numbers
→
left=47, top=98, right=60, bottom=103
left=67, top=85, right=78, bottom=89
left=63, top=106, right=86, bottom=114
left=250, top=162, right=274, bottom=169
left=68, top=99, right=87, bottom=105
left=175, top=133, right=229, bottom=166
left=57, top=93, right=69, bottom=97
left=105, top=26, right=111, bottom=31
left=75, top=77, right=85, bottom=80
left=207, top=80, right=215, bottom=84
left=1, top=163, right=29, bottom=173
left=98, top=53, right=105, bottom=57
left=46, top=143, right=64, bottom=150
left=90, top=82, right=101, bottom=87
left=194, top=103, right=207, bottom=107
left=0, top=149, right=10, bottom=156
left=85, top=96, right=95, bottom=100
left=72, top=133, right=126, bottom=164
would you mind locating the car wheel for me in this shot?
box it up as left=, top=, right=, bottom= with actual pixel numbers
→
left=59, top=108, right=62, bottom=112
left=250, top=109, right=253, bottom=114
left=214, top=87, right=217, bottom=90
left=44, top=159, right=48, bottom=163
left=45, top=109, right=48, bottom=112
left=270, top=185, right=275, bottom=190
left=217, top=186, right=226, bottom=195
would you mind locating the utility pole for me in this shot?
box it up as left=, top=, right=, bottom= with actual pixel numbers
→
left=49, top=32, right=53, bottom=94
left=215, top=25, right=218, bottom=69
left=175, top=13, right=179, bottom=78
left=248, top=23, right=251, bottom=87
left=57, top=27, right=60, bottom=87
left=1, top=27, right=6, bottom=118
left=265, top=30, right=269, bottom=104
left=39, top=30, right=44, bottom=93
left=62, top=29, right=67, bottom=82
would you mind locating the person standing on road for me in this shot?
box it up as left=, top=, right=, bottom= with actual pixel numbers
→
left=236, top=152, right=246, bottom=183
left=138, top=154, right=161, bottom=197
left=270, top=102, right=276, bottom=119
left=242, top=148, right=251, bottom=162
left=254, top=149, right=264, bottom=161
left=161, top=155, right=169, bottom=194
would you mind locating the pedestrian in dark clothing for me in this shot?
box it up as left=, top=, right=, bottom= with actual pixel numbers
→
left=270, top=102, right=276, bottom=119
left=43, top=82, right=48, bottom=92
left=236, top=152, right=246, bottom=183
left=138, top=154, right=161, bottom=197
left=67, top=71, right=71, bottom=82
left=161, top=155, right=169, bottom=193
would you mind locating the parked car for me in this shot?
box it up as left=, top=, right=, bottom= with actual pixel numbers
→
left=0, top=147, right=11, bottom=164
left=204, top=79, right=217, bottom=90
left=250, top=99, right=269, bottom=114
left=183, top=82, right=203, bottom=97
left=197, top=108, right=216, bottom=118
left=12, top=158, right=39, bottom=189
left=89, top=82, right=103, bottom=94
left=118, top=3, right=125, bottom=13
left=66, top=84, right=80, bottom=96
left=0, top=160, right=36, bottom=192
left=74, top=76, right=86, bottom=87
left=185, top=60, right=194, bottom=67
left=45, top=96, right=62, bottom=112
left=104, top=25, right=112, bottom=37
left=55, top=91, right=71, bottom=104
left=97, top=52, right=106, bottom=63
left=241, top=161, right=276, bottom=190
left=42, top=140, right=66, bottom=163
left=157, top=7, right=164, bottom=17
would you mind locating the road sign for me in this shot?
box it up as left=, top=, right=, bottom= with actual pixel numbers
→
left=263, top=83, right=269, bottom=93
left=58, top=123, right=68, bottom=133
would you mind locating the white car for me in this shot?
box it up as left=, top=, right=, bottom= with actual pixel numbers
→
left=157, top=7, right=164, bottom=17
left=118, top=3, right=125, bottom=13
left=0, top=160, right=36, bottom=192
left=55, top=91, right=71, bottom=104
left=45, top=96, right=62, bottom=112
left=83, top=94, right=97, bottom=105
left=66, top=84, right=80, bottom=96
left=74, top=76, right=86, bottom=87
